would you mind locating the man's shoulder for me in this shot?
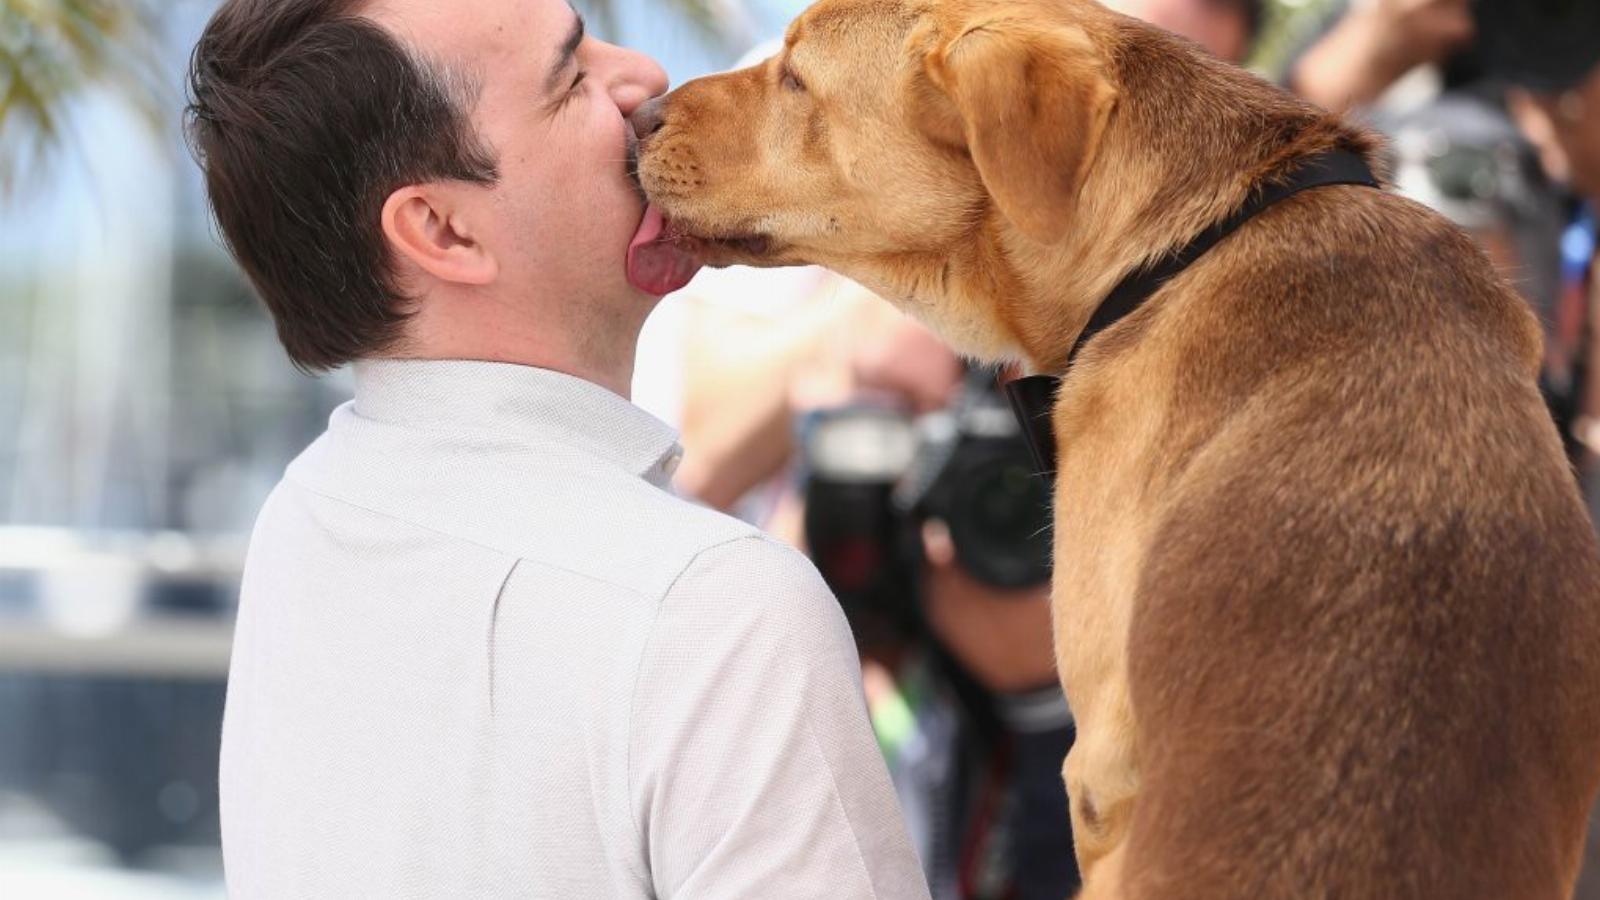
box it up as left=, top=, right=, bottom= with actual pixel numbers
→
left=528, top=472, right=772, bottom=595
left=672, top=531, right=827, bottom=597
left=278, top=427, right=765, bottom=599
left=655, top=531, right=844, bottom=653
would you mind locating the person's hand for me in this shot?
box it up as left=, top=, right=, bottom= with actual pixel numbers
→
left=919, top=519, right=1059, bottom=693
left=674, top=277, right=934, bottom=513
left=1369, top=0, right=1475, bottom=72
left=846, top=315, right=965, bottom=415
left=1291, top=0, right=1475, bottom=112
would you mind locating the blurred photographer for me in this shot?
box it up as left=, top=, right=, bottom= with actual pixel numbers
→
left=1480, top=0, right=1600, bottom=492
left=795, top=318, right=1078, bottom=900
left=1285, top=1, right=1598, bottom=477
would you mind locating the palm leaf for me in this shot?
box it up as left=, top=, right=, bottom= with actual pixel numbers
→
left=0, top=0, right=163, bottom=196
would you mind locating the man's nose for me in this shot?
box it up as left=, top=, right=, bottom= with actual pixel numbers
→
left=606, top=44, right=668, bottom=118
left=632, top=96, right=666, bottom=139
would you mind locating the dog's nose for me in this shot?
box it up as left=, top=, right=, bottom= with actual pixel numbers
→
left=631, top=96, right=667, bottom=139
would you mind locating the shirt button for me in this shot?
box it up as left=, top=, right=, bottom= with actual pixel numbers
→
left=660, top=447, right=684, bottom=479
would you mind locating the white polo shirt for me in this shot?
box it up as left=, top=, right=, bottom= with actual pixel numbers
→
left=220, top=359, right=930, bottom=899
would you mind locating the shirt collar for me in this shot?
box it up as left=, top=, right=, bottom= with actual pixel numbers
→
left=351, top=359, right=683, bottom=487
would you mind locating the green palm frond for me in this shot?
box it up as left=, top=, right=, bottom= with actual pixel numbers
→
left=0, top=0, right=163, bottom=196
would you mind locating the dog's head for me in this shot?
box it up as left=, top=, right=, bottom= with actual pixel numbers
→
left=635, top=0, right=1121, bottom=355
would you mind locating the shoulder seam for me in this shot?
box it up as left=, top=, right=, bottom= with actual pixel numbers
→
left=622, top=533, right=776, bottom=859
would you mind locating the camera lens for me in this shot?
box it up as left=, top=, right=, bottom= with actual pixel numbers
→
left=948, top=452, right=1053, bottom=589
left=1427, top=145, right=1499, bottom=202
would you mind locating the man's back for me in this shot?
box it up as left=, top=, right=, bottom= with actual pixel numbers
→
left=220, top=360, right=928, bottom=899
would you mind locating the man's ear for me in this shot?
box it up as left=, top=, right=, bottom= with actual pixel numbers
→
left=380, top=184, right=498, bottom=287
left=922, top=21, right=1117, bottom=245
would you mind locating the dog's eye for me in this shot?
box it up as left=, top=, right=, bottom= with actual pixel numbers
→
left=781, top=68, right=806, bottom=93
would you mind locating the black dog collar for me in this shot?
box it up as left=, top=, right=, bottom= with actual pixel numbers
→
left=1004, top=148, right=1380, bottom=481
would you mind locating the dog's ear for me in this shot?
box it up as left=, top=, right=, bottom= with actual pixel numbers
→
left=923, top=22, right=1116, bottom=245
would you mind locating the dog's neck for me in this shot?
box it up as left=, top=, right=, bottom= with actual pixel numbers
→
left=988, top=25, right=1380, bottom=374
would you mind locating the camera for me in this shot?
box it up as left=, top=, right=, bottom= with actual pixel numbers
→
left=798, top=368, right=1053, bottom=644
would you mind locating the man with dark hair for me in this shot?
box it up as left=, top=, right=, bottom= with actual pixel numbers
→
left=188, top=3, right=501, bottom=370
left=186, top=1, right=929, bottom=896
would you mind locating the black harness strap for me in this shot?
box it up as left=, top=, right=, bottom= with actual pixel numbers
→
left=1004, top=148, right=1380, bottom=480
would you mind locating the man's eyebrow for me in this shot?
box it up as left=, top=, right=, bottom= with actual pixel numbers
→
left=544, top=11, right=586, bottom=95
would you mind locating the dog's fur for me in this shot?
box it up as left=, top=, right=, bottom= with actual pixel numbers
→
left=636, top=0, right=1600, bottom=895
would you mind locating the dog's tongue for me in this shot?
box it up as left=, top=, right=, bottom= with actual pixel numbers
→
left=627, top=204, right=701, bottom=296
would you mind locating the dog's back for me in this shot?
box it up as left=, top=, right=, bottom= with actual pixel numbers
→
left=1110, top=183, right=1600, bottom=899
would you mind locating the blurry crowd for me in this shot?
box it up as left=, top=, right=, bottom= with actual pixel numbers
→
left=646, top=1, right=1600, bottom=897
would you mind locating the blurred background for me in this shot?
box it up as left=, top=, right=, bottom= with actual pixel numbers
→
left=2, top=0, right=1597, bottom=897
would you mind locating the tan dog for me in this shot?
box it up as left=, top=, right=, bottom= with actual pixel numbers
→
left=634, top=0, right=1600, bottom=896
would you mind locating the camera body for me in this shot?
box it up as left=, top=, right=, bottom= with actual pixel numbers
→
left=799, top=370, right=1053, bottom=643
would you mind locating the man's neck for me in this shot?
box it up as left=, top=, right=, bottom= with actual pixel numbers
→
left=400, top=290, right=650, bottom=400
left=560, top=348, right=638, bottom=399
left=387, top=348, right=637, bottom=399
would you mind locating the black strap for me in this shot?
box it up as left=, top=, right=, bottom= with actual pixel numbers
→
left=1004, top=373, right=1064, bottom=479
left=1004, top=148, right=1380, bottom=480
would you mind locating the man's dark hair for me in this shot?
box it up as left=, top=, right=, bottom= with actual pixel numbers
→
left=185, top=0, right=499, bottom=371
